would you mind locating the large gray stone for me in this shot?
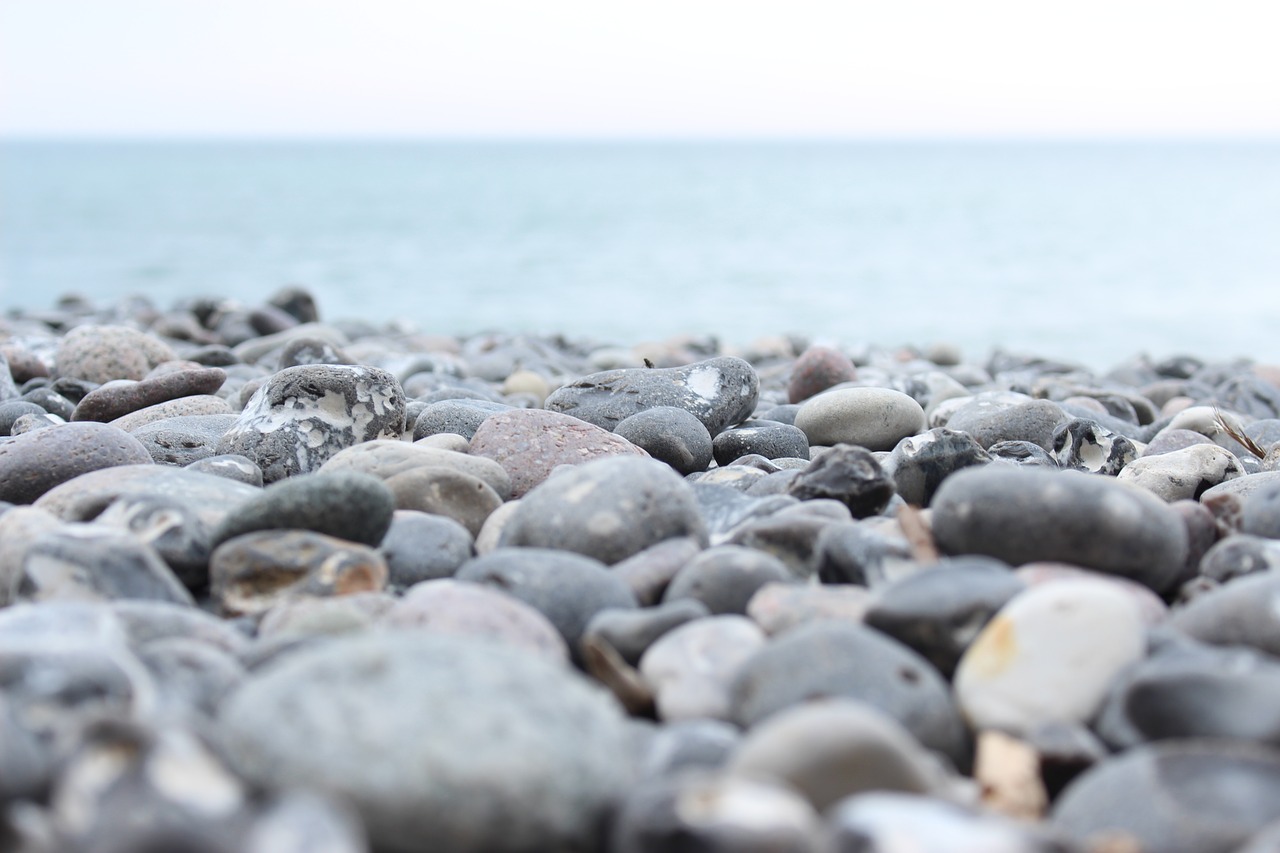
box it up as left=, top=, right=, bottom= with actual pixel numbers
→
left=0, top=422, right=154, bottom=504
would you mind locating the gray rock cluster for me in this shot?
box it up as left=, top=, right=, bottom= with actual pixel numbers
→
left=5, top=294, right=1280, bottom=851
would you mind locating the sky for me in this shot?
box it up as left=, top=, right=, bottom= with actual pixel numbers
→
left=2, top=0, right=1279, bottom=139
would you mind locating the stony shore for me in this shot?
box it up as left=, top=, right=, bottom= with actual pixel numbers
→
left=3, top=289, right=1280, bottom=853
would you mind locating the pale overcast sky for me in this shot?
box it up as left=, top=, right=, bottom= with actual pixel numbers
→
left=2, top=0, right=1278, bottom=138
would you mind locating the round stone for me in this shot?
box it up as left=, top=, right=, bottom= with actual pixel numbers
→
left=0, top=422, right=154, bottom=504
left=378, top=510, right=473, bottom=590
left=54, top=325, right=177, bottom=384
left=787, top=344, right=857, bottom=404
left=614, top=407, right=714, bottom=476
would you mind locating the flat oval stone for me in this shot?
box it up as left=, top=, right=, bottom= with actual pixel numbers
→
left=210, top=530, right=389, bottom=617
left=614, top=407, right=714, bottom=476
left=953, top=578, right=1145, bottom=735
left=54, top=325, right=177, bottom=384
left=545, top=356, right=760, bottom=437
left=944, top=398, right=1068, bottom=452
left=794, top=388, right=925, bottom=451
left=212, top=470, right=396, bottom=548
left=220, top=633, right=635, bottom=853
left=0, top=422, right=154, bottom=504
left=499, top=456, right=708, bottom=564
left=108, top=394, right=233, bottom=433
left=1117, top=443, right=1245, bottom=501
left=216, top=364, right=407, bottom=483
left=1051, top=740, right=1280, bottom=853
left=729, top=621, right=968, bottom=764
left=384, top=578, right=569, bottom=663
left=931, top=466, right=1190, bottom=594
left=71, top=367, right=227, bottom=423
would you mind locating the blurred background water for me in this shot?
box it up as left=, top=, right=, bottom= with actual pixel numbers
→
left=2, top=140, right=1278, bottom=369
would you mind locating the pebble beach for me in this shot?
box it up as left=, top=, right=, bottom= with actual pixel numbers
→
left=4, top=288, right=1280, bottom=853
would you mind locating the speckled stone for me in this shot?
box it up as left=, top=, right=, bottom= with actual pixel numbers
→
left=469, top=407, right=648, bottom=497
left=54, top=324, right=178, bottom=384
left=71, top=367, right=227, bottom=422
left=129, top=413, right=239, bottom=466
left=1117, top=443, right=1245, bottom=501
left=794, top=388, right=926, bottom=452
left=1050, top=418, right=1137, bottom=475
left=545, top=356, right=760, bottom=437
left=216, top=364, right=407, bottom=483
left=888, top=427, right=991, bottom=507
left=0, top=422, right=154, bottom=504
left=713, top=422, right=810, bottom=465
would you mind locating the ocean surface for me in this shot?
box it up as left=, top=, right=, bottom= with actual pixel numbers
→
left=2, top=140, right=1279, bottom=370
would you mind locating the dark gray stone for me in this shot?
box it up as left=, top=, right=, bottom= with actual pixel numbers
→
left=931, top=466, right=1190, bottom=594
left=545, top=356, right=760, bottom=437
left=212, top=470, right=396, bottom=548
left=815, top=522, right=915, bottom=587
left=456, top=547, right=637, bottom=661
left=787, top=444, right=894, bottom=518
left=888, top=427, right=991, bottom=507
left=662, top=545, right=793, bottom=615
left=21, top=386, right=75, bottom=421
left=216, top=364, right=407, bottom=483
left=220, top=633, right=636, bottom=853
left=1051, top=740, right=1280, bottom=853
left=713, top=421, right=810, bottom=466
left=614, top=406, right=714, bottom=475
left=863, top=557, right=1024, bottom=677
left=0, top=401, right=50, bottom=435
left=499, top=456, right=708, bottom=564
left=379, top=510, right=473, bottom=590
left=71, top=367, right=227, bottom=422
left=0, top=422, right=154, bottom=504
left=412, top=399, right=510, bottom=441
left=945, top=398, right=1068, bottom=452
left=729, top=621, right=969, bottom=765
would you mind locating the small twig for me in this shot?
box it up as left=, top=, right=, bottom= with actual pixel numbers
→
left=1214, top=407, right=1266, bottom=459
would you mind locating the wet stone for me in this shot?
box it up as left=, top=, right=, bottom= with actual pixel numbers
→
left=864, top=556, right=1024, bottom=678
left=712, top=421, right=810, bottom=465
left=378, top=510, right=473, bottom=590
left=455, top=547, right=637, bottom=661
left=931, top=466, right=1190, bottom=594
left=0, top=422, right=154, bottom=504
left=384, top=578, right=569, bottom=663
left=212, top=470, right=396, bottom=549
left=209, top=530, right=389, bottom=617
left=469, top=407, right=648, bottom=497
left=794, top=387, right=926, bottom=451
left=499, top=456, right=708, bottom=564
left=216, top=364, right=407, bottom=483
left=787, top=343, right=857, bottom=404
left=220, top=633, right=636, bottom=853
left=544, top=356, right=760, bottom=437
left=71, top=367, right=227, bottom=423
left=787, top=444, right=894, bottom=518
left=613, top=406, right=714, bottom=475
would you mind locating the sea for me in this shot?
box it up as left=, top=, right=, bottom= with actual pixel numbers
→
left=2, top=140, right=1279, bottom=371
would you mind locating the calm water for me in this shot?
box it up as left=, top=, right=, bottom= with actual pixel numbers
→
left=2, top=140, right=1279, bottom=369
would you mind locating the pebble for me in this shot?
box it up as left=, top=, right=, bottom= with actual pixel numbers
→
left=953, top=578, right=1145, bottom=735
left=498, top=456, right=708, bottom=564
left=826, top=791, right=1061, bottom=853
left=612, top=536, right=703, bottom=605
left=787, top=343, right=857, bottom=403
left=469, top=407, right=649, bottom=497
left=639, top=615, right=767, bottom=721
left=888, top=427, right=991, bottom=506
left=712, top=421, right=810, bottom=465
left=130, top=413, right=240, bottom=465
left=209, top=530, right=388, bottom=617
left=544, top=356, right=760, bottom=436
left=613, top=406, right=714, bottom=475
left=583, top=599, right=711, bottom=666
left=745, top=582, right=873, bottom=635
left=383, top=578, right=569, bottom=663
left=216, top=364, right=407, bottom=483
left=729, top=621, right=968, bottom=764
left=454, top=547, right=637, bottom=659
left=71, top=366, right=227, bottom=422
left=54, top=324, right=177, bottom=383
left=320, top=439, right=512, bottom=498
left=378, top=510, right=473, bottom=589
left=0, top=421, right=154, bottom=504
left=1050, top=417, right=1137, bottom=474
left=1116, top=442, right=1244, bottom=500
left=220, top=633, right=635, bottom=853
left=943, top=398, right=1067, bottom=451
left=411, top=398, right=510, bottom=441
left=662, top=545, right=794, bottom=615
left=20, top=525, right=194, bottom=605
left=212, top=470, right=396, bottom=548
left=1169, top=568, right=1280, bottom=656
left=931, top=466, right=1190, bottom=593
left=794, top=387, right=926, bottom=451
left=384, top=465, right=502, bottom=536
left=1051, top=740, right=1280, bottom=853
left=786, top=444, right=895, bottom=517
left=1197, top=533, right=1280, bottom=582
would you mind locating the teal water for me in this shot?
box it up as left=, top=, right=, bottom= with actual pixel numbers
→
left=2, top=140, right=1279, bottom=369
